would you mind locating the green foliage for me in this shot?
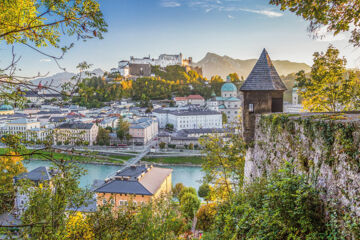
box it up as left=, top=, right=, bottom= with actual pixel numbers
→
left=178, top=187, right=197, bottom=202
left=72, top=76, right=124, bottom=108
left=295, top=46, right=360, bottom=112
left=19, top=159, right=93, bottom=239
left=197, top=183, right=211, bottom=200
left=179, top=192, right=200, bottom=220
left=0, top=150, right=26, bottom=214
left=165, top=123, right=174, bottom=132
left=116, top=116, right=129, bottom=141
left=96, top=127, right=110, bottom=146
left=89, top=196, right=187, bottom=239
left=172, top=183, right=185, bottom=199
left=200, top=129, right=246, bottom=200
left=196, top=203, right=217, bottom=232
left=211, top=163, right=326, bottom=239
left=159, top=141, right=166, bottom=149
left=0, top=0, right=107, bottom=48
left=270, top=0, right=360, bottom=47
left=221, top=112, right=227, bottom=124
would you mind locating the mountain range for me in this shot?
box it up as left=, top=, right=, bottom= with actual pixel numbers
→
left=32, top=68, right=104, bottom=92
left=193, top=52, right=311, bottom=79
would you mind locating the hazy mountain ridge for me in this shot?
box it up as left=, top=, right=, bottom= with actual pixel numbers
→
left=31, top=68, right=104, bottom=92
left=193, top=52, right=311, bottom=79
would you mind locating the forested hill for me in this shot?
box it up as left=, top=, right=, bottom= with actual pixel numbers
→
left=193, top=52, right=311, bottom=79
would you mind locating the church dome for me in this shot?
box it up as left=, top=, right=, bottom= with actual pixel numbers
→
left=221, top=82, right=237, bottom=92
left=0, top=104, right=13, bottom=111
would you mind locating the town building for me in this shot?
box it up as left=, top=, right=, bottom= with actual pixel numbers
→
left=54, top=122, right=98, bottom=146
left=153, top=107, right=222, bottom=131
left=240, top=48, right=287, bottom=143
left=174, top=95, right=205, bottom=106
left=0, top=104, right=14, bottom=115
left=207, top=81, right=242, bottom=123
left=129, top=118, right=158, bottom=144
left=0, top=118, right=51, bottom=141
left=14, top=166, right=54, bottom=215
left=94, top=165, right=172, bottom=207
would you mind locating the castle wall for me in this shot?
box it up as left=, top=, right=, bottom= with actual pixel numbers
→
left=245, top=113, right=360, bottom=216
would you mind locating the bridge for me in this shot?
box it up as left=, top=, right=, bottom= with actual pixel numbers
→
left=105, top=141, right=156, bottom=179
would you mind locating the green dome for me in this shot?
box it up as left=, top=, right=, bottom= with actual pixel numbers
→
left=0, top=104, right=13, bottom=111
left=221, top=82, right=237, bottom=92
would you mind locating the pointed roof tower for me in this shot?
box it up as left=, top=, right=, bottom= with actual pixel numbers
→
left=240, top=49, right=287, bottom=91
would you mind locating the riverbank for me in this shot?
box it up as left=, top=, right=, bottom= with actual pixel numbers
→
left=143, top=156, right=203, bottom=166
left=0, top=148, right=130, bottom=165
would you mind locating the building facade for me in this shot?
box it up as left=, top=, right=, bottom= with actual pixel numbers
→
left=54, top=122, right=98, bottom=145
left=94, top=165, right=172, bottom=207
left=0, top=118, right=50, bottom=141
left=153, top=107, right=222, bottom=131
left=129, top=118, right=158, bottom=144
left=207, top=82, right=242, bottom=123
left=174, top=95, right=205, bottom=106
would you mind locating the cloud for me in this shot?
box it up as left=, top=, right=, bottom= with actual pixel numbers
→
left=243, top=9, right=283, bottom=18
left=227, top=14, right=234, bottom=19
left=40, top=58, right=51, bottom=62
left=161, top=1, right=181, bottom=7
left=314, top=26, right=346, bottom=42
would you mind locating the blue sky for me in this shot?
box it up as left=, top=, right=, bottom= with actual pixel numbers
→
left=1, top=0, right=359, bottom=76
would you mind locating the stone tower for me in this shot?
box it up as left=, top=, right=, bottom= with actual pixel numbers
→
left=240, top=49, right=287, bottom=143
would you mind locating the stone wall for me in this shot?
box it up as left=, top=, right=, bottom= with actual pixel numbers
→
left=245, top=112, right=360, bottom=216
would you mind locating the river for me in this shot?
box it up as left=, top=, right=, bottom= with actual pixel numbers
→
left=23, top=160, right=205, bottom=191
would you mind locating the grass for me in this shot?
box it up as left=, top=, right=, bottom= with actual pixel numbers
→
left=144, top=156, right=203, bottom=165
left=0, top=148, right=133, bottom=165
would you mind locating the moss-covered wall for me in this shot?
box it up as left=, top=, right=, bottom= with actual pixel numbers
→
left=245, top=113, right=360, bottom=216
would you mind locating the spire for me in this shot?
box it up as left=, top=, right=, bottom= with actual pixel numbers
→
left=240, top=49, right=287, bottom=91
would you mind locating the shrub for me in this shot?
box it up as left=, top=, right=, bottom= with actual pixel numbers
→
left=180, top=192, right=200, bottom=220
left=172, top=183, right=184, bottom=199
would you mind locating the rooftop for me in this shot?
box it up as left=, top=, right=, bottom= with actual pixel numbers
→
left=56, top=122, right=94, bottom=130
left=14, top=166, right=52, bottom=183
left=240, top=49, right=287, bottom=91
left=94, top=165, right=172, bottom=195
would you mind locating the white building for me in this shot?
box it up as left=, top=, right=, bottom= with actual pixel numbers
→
left=153, top=107, right=222, bottom=131
left=0, top=118, right=51, bottom=141
left=207, top=82, right=242, bottom=123
left=129, top=53, right=183, bottom=68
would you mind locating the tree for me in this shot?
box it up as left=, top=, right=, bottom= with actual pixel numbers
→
left=210, top=75, right=224, bottom=96
left=200, top=129, right=247, bottom=201
left=165, top=123, right=174, bottom=132
left=180, top=192, right=200, bottom=220
left=96, top=127, right=110, bottom=146
left=64, top=212, right=94, bottom=240
left=178, top=187, right=197, bottom=202
left=210, top=163, right=326, bottom=239
left=0, top=151, right=26, bottom=214
left=105, top=126, right=112, bottom=132
left=88, top=196, right=187, bottom=239
left=116, top=116, right=129, bottom=141
left=295, top=45, right=359, bottom=112
left=188, top=143, right=194, bottom=150
left=159, top=142, right=166, bottom=150
left=270, top=0, right=360, bottom=47
left=19, top=159, right=93, bottom=239
left=0, top=0, right=107, bottom=104
left=222, top=112, right=228, bottom=124
left=172, top=183, right=185, bottom=199
left=197, top=183, right=211, bottom=201
left=196, top=203, right=217, bottom=232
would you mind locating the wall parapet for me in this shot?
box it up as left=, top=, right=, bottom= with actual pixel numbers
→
left=245, top=112, right=360, bottom=216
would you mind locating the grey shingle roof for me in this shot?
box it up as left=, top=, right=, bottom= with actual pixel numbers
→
left=240, top=49, right=287, bottom=91
left=94, top=165, right=172, bottom=195
left=14, top=166, right=51, bottom=183
left=94, top=180, right=153, bottom=195
left=56, top=122, right=94, bottom=129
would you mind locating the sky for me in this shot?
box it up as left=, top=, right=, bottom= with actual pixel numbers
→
left=1, top=0, right=360, bottom=77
